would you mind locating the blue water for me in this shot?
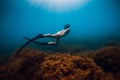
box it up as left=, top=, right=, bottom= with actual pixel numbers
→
left=0, top=0, right=120, bottom=57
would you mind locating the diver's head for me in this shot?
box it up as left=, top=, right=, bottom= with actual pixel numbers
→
left=64, top=24, right=70, bottom=29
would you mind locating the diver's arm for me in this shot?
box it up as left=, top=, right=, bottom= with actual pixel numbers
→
left=48, top=38, right=59, bottom=45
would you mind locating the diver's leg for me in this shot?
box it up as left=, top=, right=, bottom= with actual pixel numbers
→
left=23, top=36, right=49, bottom=45
left=36, top=34, right=44, bottom=38
left=43, top=34, right=56, bottom=38
left=17, top=34, right=55, bottom=53
left=32, top=33, right=56, bottom=39
left=23, top=36, right=57, bottom=45
left=16, top=35, right=43, bottom=53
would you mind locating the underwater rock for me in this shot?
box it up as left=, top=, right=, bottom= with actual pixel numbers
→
left=48, top=46, right=88, bottom=54
left=0, top=46, right=120, bottom=80
left=93, top=46, right=120, bottom=79
left=93, top=46, right=120, bottom=73
left=0, top=49, right=47, bottom=80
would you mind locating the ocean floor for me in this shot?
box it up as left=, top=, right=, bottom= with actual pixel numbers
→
left=0, top=46, right=120, bottom=80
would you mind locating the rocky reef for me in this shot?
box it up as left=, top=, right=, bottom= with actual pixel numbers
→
left=0, top=46, right=120, bottom=80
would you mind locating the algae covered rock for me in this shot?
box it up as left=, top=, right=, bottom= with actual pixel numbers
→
left=39, top=53, right=104, bottom=80
left=0, top=49, right=47, bottom=80
left=0, top=46, right=120, bottom=80
left=93, top=46, right=120, bottom=73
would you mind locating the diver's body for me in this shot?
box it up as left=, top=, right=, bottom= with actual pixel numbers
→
left=17, top=24, right=70, bottom=53
left=23, top=24, right=70, bottom=45
left=38, top=26, right=70, bottom=45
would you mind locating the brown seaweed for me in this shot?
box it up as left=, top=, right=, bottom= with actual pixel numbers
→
left=0, top=46, right=120, bottom=80
left=93, top=46, right=120, bottom=73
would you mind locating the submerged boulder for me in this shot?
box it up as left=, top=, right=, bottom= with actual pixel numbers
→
left=38, top=53, right=105, bottom=80
left=93, top=46, right=120, bottom=73
left=0, top=46, right=120, bottom=80
left=0, top=49, right=47, bottom=80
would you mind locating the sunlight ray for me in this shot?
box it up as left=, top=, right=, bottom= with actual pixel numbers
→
left=28, top=0, right=90, bottom=13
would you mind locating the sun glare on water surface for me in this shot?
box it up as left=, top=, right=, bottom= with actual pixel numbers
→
left=28, top=0, right=90, bottom=13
